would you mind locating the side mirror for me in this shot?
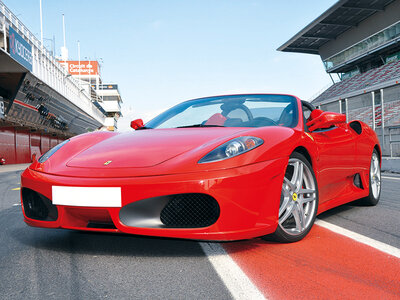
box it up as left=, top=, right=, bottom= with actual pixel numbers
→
left=306, top=109, right=346, bottom=132
left=32, top=153, right=37, bottom=162
left=130, top=119, right=144, bottom=130
left=0, top=157, right=5, bottom=165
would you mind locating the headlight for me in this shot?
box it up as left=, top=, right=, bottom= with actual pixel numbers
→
left=38, top=139, right=69, bottom=163
left=198, top=136, right=263, bottom=163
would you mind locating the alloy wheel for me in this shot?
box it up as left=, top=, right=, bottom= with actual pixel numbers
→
left=370, top=152, right=381, bottom=199
left=279, top=158, right=317, bottom=236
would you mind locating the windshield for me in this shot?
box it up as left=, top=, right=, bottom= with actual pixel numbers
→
left=146, top=94, right=298, bottom=129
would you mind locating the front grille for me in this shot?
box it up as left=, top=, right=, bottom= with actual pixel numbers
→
left=160, top=193, right=220, bottom=228
left=22, top=188, right=58, bottom=221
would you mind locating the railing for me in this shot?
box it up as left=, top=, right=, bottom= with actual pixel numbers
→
left=315, top=83, right=400, bottom=156
left=389, top=125, right=400, bottom=157
left=0, top=1, right=105, bottom=124
left=307, top=82, right=334, bottom=102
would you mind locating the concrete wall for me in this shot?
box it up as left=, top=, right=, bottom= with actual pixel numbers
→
left=0, top=127, right=63, bottom=164
left=319, top=0, right=400, bottom=60
left=382, top=157, right=400, bottom=172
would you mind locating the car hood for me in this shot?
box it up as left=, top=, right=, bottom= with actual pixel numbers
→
left=66, top=128, right=249, bottom=169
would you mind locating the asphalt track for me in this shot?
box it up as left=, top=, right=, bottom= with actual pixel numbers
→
left=0, top=169, right=399, bottom=299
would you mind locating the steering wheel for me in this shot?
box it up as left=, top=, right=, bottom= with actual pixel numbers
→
left=223, top=104, right=254, bottom=122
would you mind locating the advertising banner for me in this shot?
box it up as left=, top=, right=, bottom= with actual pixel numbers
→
left=8, top=26, right=33, bottom=71
left=59, top=61, right=99, bottom=76
left=386, top=51, right=400, bottom=63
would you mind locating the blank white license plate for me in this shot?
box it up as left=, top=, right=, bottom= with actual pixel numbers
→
left=52, top=186, right=122, bottom=207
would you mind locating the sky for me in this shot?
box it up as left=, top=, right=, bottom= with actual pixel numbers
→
left=3, top=0, right=336, bottom=131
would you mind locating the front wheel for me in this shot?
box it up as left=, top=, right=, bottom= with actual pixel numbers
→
left=264, top=152, right=319, bottom=243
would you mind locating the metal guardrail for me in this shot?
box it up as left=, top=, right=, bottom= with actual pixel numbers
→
left=313, top=83, right=400, bottom=157
left=0, top=1, right=105, bottom=124
left=389, top=125, right=400, bottom=157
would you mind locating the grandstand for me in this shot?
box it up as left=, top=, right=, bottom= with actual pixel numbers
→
left=278, top=0, right=400, bottom=156
left=314, top=60, right=400, bottom=102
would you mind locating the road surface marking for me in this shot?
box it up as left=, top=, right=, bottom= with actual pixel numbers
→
left=12, top=187, right=20, bottom=191
left=382, top=176, right=400, bottom=181
left=12, top=203, right=21, bottom=206
left=224, top=226, right=400, bottom=299
left=315, top=219, right=400, bottom=259
left=200, top=242, right=266, bottom=300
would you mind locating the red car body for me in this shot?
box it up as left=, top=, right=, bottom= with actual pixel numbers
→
left=21, top=94, right=381, bottom=241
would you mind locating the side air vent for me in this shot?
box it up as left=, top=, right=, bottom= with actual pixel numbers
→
left=353, top=173, right=364, bottom=189
left=349, top=121, right=362, bottom=135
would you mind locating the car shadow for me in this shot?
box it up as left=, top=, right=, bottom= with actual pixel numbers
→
left=317, top=198, right=369, bottom=219
left=6, top=200, right=366, bottom=258
left=3, top=205, right=264, bottom=256
left=11, top=226, right=212, bottom=257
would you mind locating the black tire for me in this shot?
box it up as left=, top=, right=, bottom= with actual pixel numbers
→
left=359, top=149, right=381, bottom=206
left=263, top=152, right=319, bottom=243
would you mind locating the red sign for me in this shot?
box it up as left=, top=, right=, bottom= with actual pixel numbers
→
left=59, top=61, right=99, bottom=76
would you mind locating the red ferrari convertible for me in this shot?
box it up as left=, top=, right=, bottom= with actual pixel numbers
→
left=21, top=94, right=381, bottom=242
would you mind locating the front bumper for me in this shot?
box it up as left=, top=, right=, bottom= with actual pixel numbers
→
left=21, top=157, right=287, bottom=241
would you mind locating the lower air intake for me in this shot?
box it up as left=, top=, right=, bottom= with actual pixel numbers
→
left=22, top=188, right=58, bottom=221
left=160, top=193, right=220, bottom=228
left=87, top=221, right=117, bottom=229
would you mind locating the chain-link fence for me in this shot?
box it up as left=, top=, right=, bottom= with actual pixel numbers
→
left=317, top=83, right=400, bottom=157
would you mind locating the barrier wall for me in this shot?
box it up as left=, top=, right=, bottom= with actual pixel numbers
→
left=0, top=127, right=63, bottom=164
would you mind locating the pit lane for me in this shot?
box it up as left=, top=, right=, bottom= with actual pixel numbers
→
left=0, top=169, right=399, bottom=299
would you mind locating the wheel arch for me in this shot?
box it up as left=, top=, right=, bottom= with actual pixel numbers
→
left=292, top=146, right=313, bottom=167
left=374, top=144, right=381, bottom=163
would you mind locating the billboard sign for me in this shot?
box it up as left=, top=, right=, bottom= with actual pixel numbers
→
left=8, top=27, right=33, bottom=71
left=59, top=61, right=99, bottom=76
left=96, top=84, right=118, bottom=90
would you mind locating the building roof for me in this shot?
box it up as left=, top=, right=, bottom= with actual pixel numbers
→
left=278, top=0, right=395, bottom=54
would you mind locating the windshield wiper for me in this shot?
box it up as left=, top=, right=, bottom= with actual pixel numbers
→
left=136, top=126, right=152, bottom=130
left=177, top=124, right=225, bottom=128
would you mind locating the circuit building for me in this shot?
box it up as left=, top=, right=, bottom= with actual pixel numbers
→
left=279, top=0, right=400, bottom=156
left=0, top=2, right=122, bottom=164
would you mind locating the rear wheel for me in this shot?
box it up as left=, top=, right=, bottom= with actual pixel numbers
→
left=264, top=152, right=318, bottom=243
left=359, top=149, right=381, bottom=206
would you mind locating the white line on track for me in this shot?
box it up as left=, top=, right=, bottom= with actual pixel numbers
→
left=200, top=242, right=267, bottom=300
left=382, top=176, right=400, bottom=181
left=315, top=219, right=400, bottom=259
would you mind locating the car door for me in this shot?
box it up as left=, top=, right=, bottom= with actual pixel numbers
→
left=310, top=125, right=356, bottom=204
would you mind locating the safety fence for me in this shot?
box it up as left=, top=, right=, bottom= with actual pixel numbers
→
left=318, top=83, right=400, bottom=157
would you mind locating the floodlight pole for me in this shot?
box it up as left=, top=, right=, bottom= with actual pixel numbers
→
left=40, top=0, right=43, bottom=47
left=62, top=14, right=66, bottom=48
left=78, top=40, right=81, bottom=87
